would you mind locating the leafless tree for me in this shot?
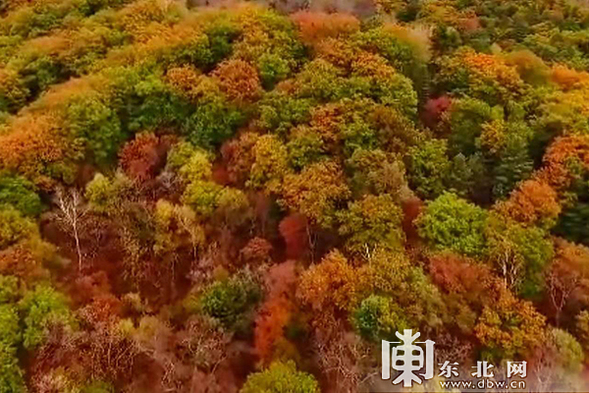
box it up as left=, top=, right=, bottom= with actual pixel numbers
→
left=176, top=205, right=205, bottom=263
left=546, top=266, right=579, bottom=326
left=313, top=319, right=373, bottom=393
left=490, top=239, right=524, bottom=292
left=54, top=188, right=87, bottom=271
left=529, top=342, right=558, bottom=392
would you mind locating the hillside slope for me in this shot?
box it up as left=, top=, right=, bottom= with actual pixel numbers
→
left=1, top=0, right=589, bottom=391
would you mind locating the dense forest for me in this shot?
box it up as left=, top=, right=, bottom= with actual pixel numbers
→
left=2, top=0, right=589, bottom=391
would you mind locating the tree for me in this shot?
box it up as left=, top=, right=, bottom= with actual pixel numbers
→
left=545, top=240, right=589, bottom=325
left=212, top=59, right=262, bottom=104
left=84, top=172, right=133, bottom=215
left=554, top=198, right=589, bottom=246
left=254, top=293, right=293, bottom=363
left=66, top=94, right=125, bottom=166
left=446, top=152, right=487, bottom=200
left=0, top=172, right=43, bottom=216
left=312, top=318, right=371, bottom=393
left=352, top=295, right=408, bottom=342
left=547, top=327, right=584, bottom=371
left=491, top=135, right=534, bottom=200
left=0, top=347, right=26, bottom=393
left=498, top=179, right=561, bottom=229
left=550, top=65, right=589, bottom=91
left=292, top=59, right=347, bottom=102
left=436, top=48, right=525, bottom=105
left=422, top=95, right=451, bottom=129
left=474, top=286, right=546, bottom=361
left=166, top=141, right=211, bottom=176
left=346, top=148, right=407, bottom=197
left=153, top=200, right=205, bottom=261
left=0, top=206, right=36, bottom=250
left=258, top=52, right=291, bottom=89
left=342, top=109, right=383, bottom=158
left=416, top=192, right=488, bottom=257
left=535, top=83, right=589, bottom=138
left=355, top=24, right=430, bottom=92
left=504, top=50, right=549, bottom=86
left=0, top=241, right=51, bottom=283
left=0, top=276, right=19, bottom=305
left=444, top=97, right=495, bottom=156
left=176, top=148, right=214, bottom=184
left=337, top=194, right=405, bottom=257
left=0, top=113, right=76, bottom=187
left=486, top=215, right=554, bottom=298
left=0, top=274, right=24, bottom=393
left=256, top=93, right=312, bottom=136
left=19, top=285, right=73, bottom=349
left=0, top=69, right=29, bottom=114
left=539, top=135, right=589, bottom=191
left=198, top=271, right=262, bottom=329
left=372, top=263, right=446, bottom=330
left=429, top=251, right=500, bottom=334
left=530, top=327, right=585, bottom=391
left=407, top=139, right=451, bottom=199
left=248, top=134, right=290, bottom=194
left=575, top=310, right=589, bottom=351
left=254, top=260, right=297, bottom=363
left=429, top=252, right=496, bottom=302
left=54, top=188, right=87, bottom=270
left=286, top=126, right=326, bottom=170
left=281, top=161, right=351, bottom=228
left=402, top=196, right=424, bottom=243
left=183, top=96, right=244, bottom=148
left=298, top=250, right=366, bottom=313
left=222, top=132, right=260, bottom=185
left=279, top=214, right=309, bottom=260
left=118, top=132, right=169, bottom=181
left=181, top=180, right=224, bottom=217
left=215, top=187, right=252, bottom=228
left=178, top=314, right=231, bottom=373
left=240, top=361, right=319, bottom=393
left=292, top=12, right=360, bottom=46
left=240, top=237, right=273, bottom=267
left=0, top=304, right=20, bottom=350
left=79, top=320, right=139, bottom=383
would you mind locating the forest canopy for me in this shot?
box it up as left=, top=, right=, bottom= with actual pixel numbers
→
left=1, top=0, right=589, bottom=391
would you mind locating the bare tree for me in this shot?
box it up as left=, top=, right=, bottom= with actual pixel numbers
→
left=313, top=318, right=373, bottom=393
left=546, top=266, right=579, bottom=326
left=176, top=205, right=205, bottom=263
left=490, top=239, right=524, bottom=292
left=54, top=188, right=87, bottom=271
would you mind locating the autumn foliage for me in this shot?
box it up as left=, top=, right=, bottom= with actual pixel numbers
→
left=498, top=179, right=561, bottom=228
left=3, top=0, right=589, bottom=391
left=213, top=59, right=263, bottom=103
left=119, top=133, right=172, bottom=181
